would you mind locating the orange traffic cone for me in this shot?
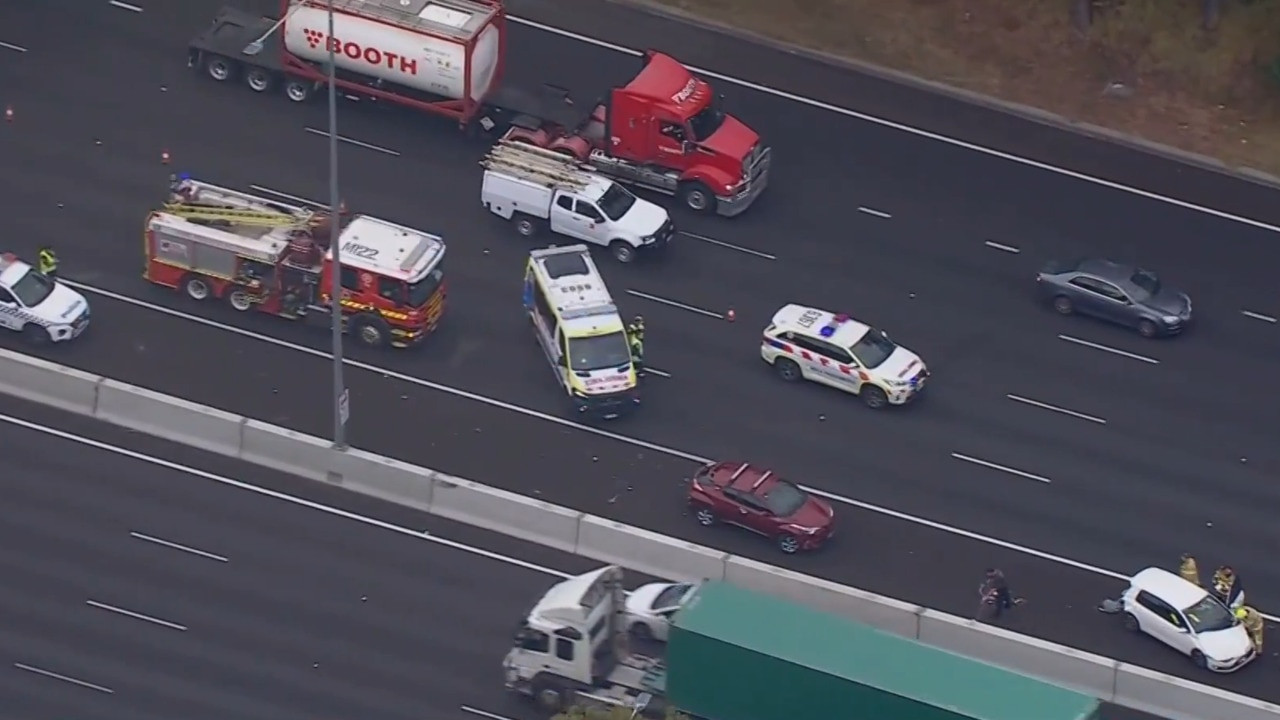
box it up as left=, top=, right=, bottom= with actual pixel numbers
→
left=161, top=149, right=171, bottom=164
left=726, top=308, right=736, bottom=322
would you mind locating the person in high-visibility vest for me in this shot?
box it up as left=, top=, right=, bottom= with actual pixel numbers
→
left=1235, top=606, right=1264, bottom=653
left=626, top=315, right=645, bottom=375
left=37, top=246, right=59, bottom=279
left=1178, top=554, right=1201, bottom=587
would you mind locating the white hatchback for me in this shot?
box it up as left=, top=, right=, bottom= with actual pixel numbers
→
left=623, top=582, right=697, bottom=642
left=1121, top=567, right=1256, bottom=672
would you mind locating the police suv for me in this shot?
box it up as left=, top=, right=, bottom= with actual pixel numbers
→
left=524, top=245, right=640, bottom=419
left=761, top=304, right=927, bottom=409
left=0, top=253, right=90, bottom=343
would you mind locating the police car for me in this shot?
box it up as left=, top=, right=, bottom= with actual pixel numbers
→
left=760, top=304, right=927, bottom=409
left=0, top=253, right=90, bottom=343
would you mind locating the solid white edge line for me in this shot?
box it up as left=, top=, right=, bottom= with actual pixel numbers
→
left=984, top=240, right=1020, bottom=254
left=1006, top=394, right=1106, bottom=425
left=677, top=231, right=776, bottom=260
left=4, top=410, right=1278, bottom=623
left=951, top=452, right=1052, bottom=484
left=108, top=0, right=143, bottom=11
left=1241, top=310, right=1277, bottom=324
left=0, top=40, right=28, bottom=52
left=86, top=600, right=187, bottom=631
left=857, top=207, right=892, bottom=219
left=1057, top=334, right=1159, bottom=364
left=643, top=367, right=672, bottom=378
left=460, top=706, right=516, bottom=720
left=625, top=289, right=725, bottom=319
left=303, top=127, right=400, bottom=156
left=130, top=531, right=229, bottom=562
left=248, top=184, right=324, bottom=208
left=13, top=663, right=114, bottom=693
left=504, top=16, right=1280, bottom=236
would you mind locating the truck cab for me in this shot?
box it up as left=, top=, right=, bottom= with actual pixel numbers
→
left=504, top=566, right=669, bottom=717
left=503, top=52, right=772, bottom=217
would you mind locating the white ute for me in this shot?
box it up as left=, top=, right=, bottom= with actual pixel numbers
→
left=0, top=253, right=90, bottom=344
left=482, top=139, right=675, bottom=263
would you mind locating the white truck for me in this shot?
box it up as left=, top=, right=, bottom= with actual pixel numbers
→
left=481, top=140, right=675, bottom=263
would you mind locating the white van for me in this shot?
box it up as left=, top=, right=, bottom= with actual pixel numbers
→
left=482, top=140, right=674, bottom=263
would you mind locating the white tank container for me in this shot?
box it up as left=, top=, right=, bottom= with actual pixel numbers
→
left=283, top=0, right=502, bottom=102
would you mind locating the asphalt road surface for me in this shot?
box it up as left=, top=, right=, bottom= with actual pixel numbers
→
left=0, top=399, right=1171, bottom=720
left=2, top=0, right=1278, bottom=708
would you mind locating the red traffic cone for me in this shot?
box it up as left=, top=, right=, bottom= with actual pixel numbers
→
left=4, top=105, right=12, bottom=123
left=725, top=308, right=736, bottom=322
left=161, top=149, right=171, bottom=164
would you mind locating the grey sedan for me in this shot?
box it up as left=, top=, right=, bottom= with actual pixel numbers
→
left=1036, top=259, right=1192, bottom=338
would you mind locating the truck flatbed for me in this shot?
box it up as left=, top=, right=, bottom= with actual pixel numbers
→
left=187, top=6, right=284, bottom=71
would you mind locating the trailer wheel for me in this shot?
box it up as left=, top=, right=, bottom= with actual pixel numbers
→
left=227, top=288, right=255, bottom=312
left=284, top=81, right=311, bottom=103
left=350, top=314, right=390, bottom=348
left=205, top=56, right=235, bottom=82
left=610, top=241, right=636, bottom=263
left=183, top=275, right=211, bottom=302
left=245, top=68, right=272, bottom=93
left=679, top=181, right=714, bottom=213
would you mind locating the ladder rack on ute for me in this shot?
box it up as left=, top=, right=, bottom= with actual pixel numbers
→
left=163, top=175, right=318, bottom=228
left=481, top=140, right=594, bottom=193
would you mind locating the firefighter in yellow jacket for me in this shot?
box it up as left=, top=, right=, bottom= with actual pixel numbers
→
left=1235, top=606, right=1263, bottom=653
left=1178, top=554, right=1200, bottom=587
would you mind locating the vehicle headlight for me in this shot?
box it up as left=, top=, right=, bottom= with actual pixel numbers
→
left=1161, top=315, right=1180, bottom=324
left=885, top=378, right=909, bottom=388
left=787, top=525, right=820, bottom=534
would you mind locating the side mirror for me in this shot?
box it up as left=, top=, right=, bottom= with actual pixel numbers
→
left=556, top=355, right=567, bottom=368
left=682, top=140, right=694, bottom=154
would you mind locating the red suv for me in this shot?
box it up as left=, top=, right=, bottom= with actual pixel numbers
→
left=687, top=461, right=835, bottom=553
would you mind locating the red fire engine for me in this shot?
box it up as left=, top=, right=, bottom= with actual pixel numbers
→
left=144, top=175, right=447, bottom=348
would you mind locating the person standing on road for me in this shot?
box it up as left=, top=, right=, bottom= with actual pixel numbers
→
left=1179, top=553, right=1201, bottom=586
left=626, top=315, right=645, bottom=375
left=979, top=568, right=1023, bottom=619
left=1235, top=606, right=1264, bottom=653
left=37, top=246, right=59, bottom=280
left=1213, top=566, right=1245, bottom=609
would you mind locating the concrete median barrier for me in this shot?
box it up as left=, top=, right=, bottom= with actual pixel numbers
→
left=0, top=349, right=100, bottom=415
left=333, top=448, right=436, bottom=511
left=576, top=515, right=728, bottom=582
left=429, top=474, right=581, bottom=552
left=238, top=419, right=336, bottom=483
left=1113, top=663, right=1280, bottom=720
left=916, top=610, right=1118, bottom=698
left=722, top=555, right=923, bottom=639
left=94, top=379, right=245, bottom=455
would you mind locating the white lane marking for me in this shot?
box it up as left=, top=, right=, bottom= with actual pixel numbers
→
left=625, top=289, right=725, bottom=319
left=0, top=40, right=28, bottom=52
left=1058, top=334, right=1159, bottom=364
left=984, top=240, right=1020, bottom=254
left=1241, top=310, right=1277, bottom=324
left=643, top=367, right=672, bottom=378
left=460, top=707, right=515, bottom=720
left=951, top=452, right=1051, bottom=484
left=248, top=184, right=324, bottom=208
left=1006, top=394, right=1106, bottom=425
left=14, top=662, right=114, bottom=694
left=857, top=206, right=892, bottom=219
left=130, top=531, right=228, bottom=563
left=303, top=127, right=400, bottom=156
left=678, top=231, right=776, bottom=260
left=505, top=17, right=1280, bottom=236
left=86, top=600, right=187, bottom=631
left=109, top=0, right=143, bottom=11
left=3, top=412, right=1277, bottom=624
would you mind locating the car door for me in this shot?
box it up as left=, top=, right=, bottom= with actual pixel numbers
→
left=1070, top=276, right=1132, bottom=324
left=1136, top=591, right=1195, bottom=653
left=721, top=487, right=771, bottom=536
left=809, top=338, right=862, bottom=394
left=571, top=200, right=610, bottom=245
left=549, top=195, right=585, bottom=240
left=0, top=287, right=24, bottom=331
left=785, top=334, right=837, bottom=389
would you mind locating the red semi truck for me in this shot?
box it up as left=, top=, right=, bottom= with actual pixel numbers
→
left=187, top=0, right=771, bottom=216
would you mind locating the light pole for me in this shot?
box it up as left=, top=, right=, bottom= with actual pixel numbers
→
left=326, top=0, right=348, bottom=450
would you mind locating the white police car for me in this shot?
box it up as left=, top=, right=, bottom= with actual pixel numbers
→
left=0, top=253, right=90, bottom=344
left=760, top=304, right=927, bottom=409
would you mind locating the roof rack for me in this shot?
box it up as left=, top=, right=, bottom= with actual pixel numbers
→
left=482, top=139, right=594, bottom=193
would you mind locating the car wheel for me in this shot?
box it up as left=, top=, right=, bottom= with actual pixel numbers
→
left=184, top=275, right=211, bottom=301
left=610, top=241, right=636, bottom=263
left=694, top=508, right=716, bottom=526
left=514, top=214, right=538, bottom=237
left=1137, top=319, right=1158, bottom=338
left=777, top=534, right=800, bottom=554
left=1190, top=650, right=1208, bottom=669
left=774, top=358, right=801, bottom=382
left=1052, top=295, right=1074, bottom=315
left=1122, top=612, right=1141, bottom=632
left=629, top=622, right=653, bottom=642
left=680, top=181, right=714, bottom=213
left=226, top=289, right=254, bottom=312
left=861, top=385, right=888, bottom=409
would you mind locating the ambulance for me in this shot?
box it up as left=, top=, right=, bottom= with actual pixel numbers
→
left=523, top=245, right=640, bottom=419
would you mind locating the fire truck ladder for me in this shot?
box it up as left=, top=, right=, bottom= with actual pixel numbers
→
left=163, top=176, right=318, bottom=228
left=481, top=140, right=593, bottom=193
left=163, top=202, right=316, bottom=228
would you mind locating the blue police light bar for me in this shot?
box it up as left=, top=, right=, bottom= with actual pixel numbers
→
left=819, top=313, right=849, bottom=338
left=178, top=172, right=191, bottom=180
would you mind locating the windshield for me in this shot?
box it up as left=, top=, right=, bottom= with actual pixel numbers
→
left=1184, top=597, right=1235, bottom=633
left=597, top=184, right=638, bottom=222
left=654, top=583, right=694, bottom=609
left=11, top=269, right=55, bottom=307
left=688, top=100, right=726, bottom=142
left=406, top=265, right=444, bottom=308
left=849, top=329, right=897, bottom=369
left=568, top=331, right=632, bottom=372
left=1130, top=269, right=1160, bottom=298
left=760, top=480, right=807, bottom=517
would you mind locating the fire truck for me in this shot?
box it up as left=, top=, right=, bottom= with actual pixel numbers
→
left=186, top=0, right=771, bottom=217
left=144, top=176, right=447, bottom=348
